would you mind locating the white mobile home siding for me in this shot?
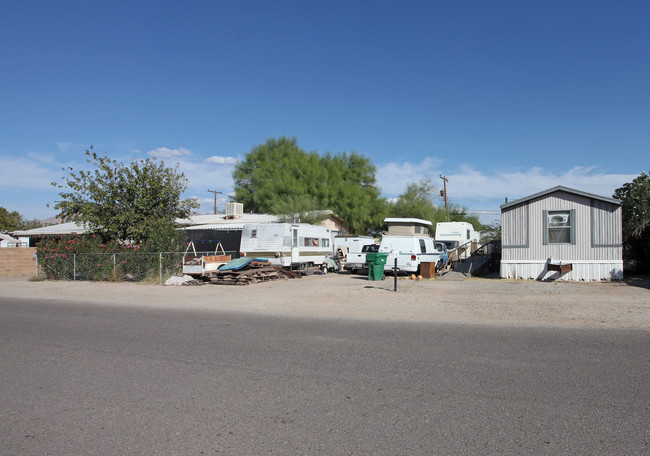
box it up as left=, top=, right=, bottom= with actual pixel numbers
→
left=501, top=189, right=622, bottom=281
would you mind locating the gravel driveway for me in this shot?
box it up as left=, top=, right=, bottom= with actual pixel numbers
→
left=1, top=274, right=648, bottom=329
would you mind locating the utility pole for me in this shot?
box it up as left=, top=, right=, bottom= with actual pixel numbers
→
left=207, top=189, right=222, bottom=215
left=439, top=175, right=449, bottom=220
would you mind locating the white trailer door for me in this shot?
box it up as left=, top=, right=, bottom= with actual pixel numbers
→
left=291, top=227, right=300, bottom=264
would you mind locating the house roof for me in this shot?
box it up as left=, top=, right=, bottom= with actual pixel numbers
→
left=176, top=213, right=280, bottom=226
left=500, top=186, right=621, bottom=210
left=384, top=217, right=433, bottom=226
left=12, top=221, right=89, bottom=236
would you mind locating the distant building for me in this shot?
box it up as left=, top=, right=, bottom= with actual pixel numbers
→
left=0, top=233, right=29, bottom=248
left=500, top=186, right=622, bottom=281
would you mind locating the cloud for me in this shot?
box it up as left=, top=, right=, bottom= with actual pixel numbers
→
left=449, top=165, right=636, bottom=201
left=205, top=155, right=240, bottom=165
left=147, top=147, right=192, bottom=159
left=375, top=157, right=443, bottom=195
left=0, top=155, right=60, bottom=190
left=377, top=159, right=636, bottom=201
left=376, top=159, right=638, bottom=224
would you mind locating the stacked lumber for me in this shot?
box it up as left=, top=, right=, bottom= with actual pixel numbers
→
left=210, top=261, right=299, bottom=286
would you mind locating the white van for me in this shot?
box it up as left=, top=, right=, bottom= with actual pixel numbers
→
left=240, top=223, right=333, bottom=268
left=378, top=236, right=441, bottom=274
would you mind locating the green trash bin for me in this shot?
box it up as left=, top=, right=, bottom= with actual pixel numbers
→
left=366, top=252, right=388, bottom=281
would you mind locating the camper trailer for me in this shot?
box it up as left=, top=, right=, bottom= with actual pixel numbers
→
left=378, top=218, right=441, bottom=274
left=333, top=235, right=375, bottom=257
left=434, top=222, right=481, bottom=261
left=239, top=223, right=333, bottom=269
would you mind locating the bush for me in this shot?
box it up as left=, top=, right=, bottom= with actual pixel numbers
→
left=36, top=234, right=183, bottom=282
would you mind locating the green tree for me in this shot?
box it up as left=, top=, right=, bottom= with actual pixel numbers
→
left=0, top=207, right=23, bottom=231
left=388, top=179, right=443, bottom=222
left=447, top=204, right=483, bottom=231
left=480, top=222, right=501, bottom=243
left=0, top=207, right=43, bottom=231
left=52, top=146, right=198, bottom=249
left=613, top=171, right=650, bottom=273
left=233, top=137, right=386, bottom=234
left=270, top=194, right=329, bottom=224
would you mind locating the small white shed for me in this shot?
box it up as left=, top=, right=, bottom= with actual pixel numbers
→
left=500, top=186, right=623, bottom=281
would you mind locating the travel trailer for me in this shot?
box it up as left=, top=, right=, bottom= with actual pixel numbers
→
left=378, top=218, right=441, bottom=274
left=239, top=223, right=333, bottom=269
left=333, top=235, right=375, bottom=257
left=434, top=222, right=481, bottom=260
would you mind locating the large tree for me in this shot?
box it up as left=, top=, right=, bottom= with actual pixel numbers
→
left=613, top=171, right=650, bottom=273
left=0, top=207, right=43, bottom=232
left=0, top=207, right=24, bottom=232
left=52, top=146, right=198, bottom=248
left=233, top=137, right=387, bottom=233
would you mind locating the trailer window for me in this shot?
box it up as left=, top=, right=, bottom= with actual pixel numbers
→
left=251, top=229, right=257, bottom=238
left=304, top=237, right=319, bottom=247
left=321, top=238, right=330, bottom=247
left=547, top=210, right=571, bottom=243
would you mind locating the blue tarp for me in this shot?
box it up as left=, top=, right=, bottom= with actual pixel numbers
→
left=219, top=257, right=269, bottom=271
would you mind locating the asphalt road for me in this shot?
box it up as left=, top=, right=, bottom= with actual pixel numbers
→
left=1, top=297, right=648, bottom=455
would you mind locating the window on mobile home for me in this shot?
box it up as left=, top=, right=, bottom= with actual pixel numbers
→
left=303, top=237, right=319, bottom=246
left=546, top=210, right=571, bottom=244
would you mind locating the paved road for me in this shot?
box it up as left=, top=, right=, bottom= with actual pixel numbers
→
left=1, top=297, right=648, bottom=455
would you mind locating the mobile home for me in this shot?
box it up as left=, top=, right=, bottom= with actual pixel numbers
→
left=500, top=186, right=623, bottom=281
left=240, top=223, right=333, bottom=268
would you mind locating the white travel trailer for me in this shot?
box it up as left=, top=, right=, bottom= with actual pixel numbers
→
left=239, top=223, right=333, bottom=268
left=333, top=235, right=375, bottom=256
left=434, top=222, right=481, bottom=260
left=378, top=218, right=441, bottom=274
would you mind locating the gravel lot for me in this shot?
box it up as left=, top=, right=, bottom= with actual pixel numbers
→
left=1, top=273, right=648, bottom=329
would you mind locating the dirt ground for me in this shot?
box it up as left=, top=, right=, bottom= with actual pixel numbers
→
left=1, top=273, right=649, bottom=330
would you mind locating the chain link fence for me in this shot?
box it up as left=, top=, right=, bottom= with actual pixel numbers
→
left=37, top=251, right=187, bottom=284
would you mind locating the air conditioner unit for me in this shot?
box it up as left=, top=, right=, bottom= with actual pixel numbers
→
left=226, top=202, right=243, bottom=219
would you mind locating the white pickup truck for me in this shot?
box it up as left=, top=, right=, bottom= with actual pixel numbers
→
left=344, top=243, right=380, bottom=274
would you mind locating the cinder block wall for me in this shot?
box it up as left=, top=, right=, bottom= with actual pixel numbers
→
left=0, top=248, right=38, bottom=276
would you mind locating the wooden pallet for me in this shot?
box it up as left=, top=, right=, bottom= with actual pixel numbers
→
left=209, top=264, right=299, bottom=286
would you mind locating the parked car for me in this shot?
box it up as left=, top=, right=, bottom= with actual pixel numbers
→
left=434, top=241, right=449, bottom=270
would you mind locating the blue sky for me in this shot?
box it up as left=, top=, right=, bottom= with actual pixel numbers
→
left=1, top=0, right=648, bottom=225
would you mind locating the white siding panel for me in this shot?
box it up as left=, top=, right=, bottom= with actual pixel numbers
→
left=503, top=206, right=528, bottom=247
left=500, top=260, right=623, bottom=281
